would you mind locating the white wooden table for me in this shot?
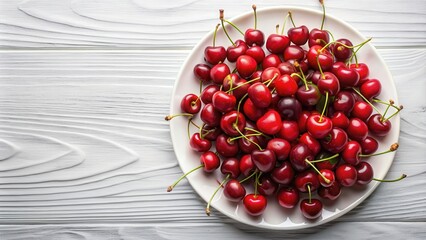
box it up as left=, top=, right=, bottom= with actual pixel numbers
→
left=0, top=0, right=425, bottom=239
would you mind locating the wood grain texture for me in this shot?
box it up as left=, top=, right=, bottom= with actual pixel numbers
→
left=0, top=0, right=425, bottom=48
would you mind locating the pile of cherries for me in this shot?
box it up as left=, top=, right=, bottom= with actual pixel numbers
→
left=167, top=2, right=404, bottom=220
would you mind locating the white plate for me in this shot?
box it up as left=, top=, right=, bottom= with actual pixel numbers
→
left=169, top=6, right=399, bottom=230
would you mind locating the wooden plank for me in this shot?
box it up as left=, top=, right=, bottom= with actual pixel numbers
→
left=0, top=0, right=425, bottom=48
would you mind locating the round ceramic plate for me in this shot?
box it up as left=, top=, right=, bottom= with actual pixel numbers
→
left=169, top=6, right=399, bottom=230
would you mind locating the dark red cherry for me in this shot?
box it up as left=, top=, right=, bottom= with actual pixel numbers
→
left=240, top=154, right=255, bottom=177
left=336, top=164, right=358, bottom=187
left=190, top=133, right=212, bottom=152
left=227, top=40, right=248, bottom=62
left=277, top=187, right=299, bottom=209
left=360, top=79, right=381, bottom=100
left=245, top=29, right=265, bottom=47
left=216, top=134, right=239, bottom=157
left=356, top=161, right=374, bottom=185
left=246, top=46, right=265, bottom=64
left=360, top=136, right=379, bottom=155
left=200, top=151, right=220, bottom=172
left=271, top=161, right=295, bottom=185
left=321, top=127, right=348, bottom=153
left=258, top=175, right=278, bottom=196
left=200, top=103, right=222, bottom=127
left=347, top=118, right=369, bottom=141
left=220, top=110, right=246, bottom=137
left=296, top=83, right=321, bottom=107
left=193, top=64, right=211, bottom=83
left=335, top=65, right=360, bottom=88
left=266, top=138, right=291, bottom=161
left=317, top=72, right=340, bottom=96
left=201, top=125, right=222, bottom=141
left=243, top=194, right=267, bottom=216
left=290, top=143, right=314, bottom=172
left=277, top=97, right=302, bottom=120
left=210, top=63, right=230, bottom=84
left=236, top=55, right=258, bottom=78
left=224, top=179, right=246, bottom=202
left=248, top=82, right=272, bottom=108
left=342, top=140, right=361, bottom=165
left=288, top=25, right=309, bottom=45
left=277, top=62, right=296, bottom=75
left=308, top=28, right=329, bottom=47
left=283, top=45, right=305, bottom=61
left=307, top=45, right=333, bottom=71
left=294, top=170, right=320, bottom=192
left=212, top=91, right=236, bottom=113
left=332, top=38, right=353, bottom=62
left=262, top=54, right=282, bottom=69
left=181, top=93, right=201, bottom=114
left=239, top=132, right=264, bottom=154
left=201, top=85, right=220, bottom=104
left=221, top=158, right=240, bottom=179
left=351, top=101, right=373, bottom=121
left=300, top=198, right=323, bottom=219
left=367, top=114, right=391, bottom=137
left=318, top=181, right=341, bottom=200
left=252, top=149, right=276, bottom=173
left=298, top=111, right=312, bottom=133
left=306, top=115, right=333, bottom=139
left=266, top=34, right=290, bottom=54
left=333, top=91, right=355, bottom=115
left=204, top=46, right=226, bottom=65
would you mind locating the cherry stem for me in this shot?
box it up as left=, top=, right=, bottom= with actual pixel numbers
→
left=319, top=0, right=326, bottom=30
left=229, top=133, right=262, bottom=142
left=281, top=13, right=290, bottom=35
left=235, top=93, right=248, bottom=125
left=223, top=19, right=245, bottom=36
left=240, top=170, right=258, bottom=183
left=349, top=37, right=373, bottom=64
left=373, top=98, right=400, bottom=111
left=212, top=23, right=220, bottom=47
left=265, top=73, right=279, bottom=88
left=254, top=171, right=263, bottom=197
left=165, top=113, right=193, bottom=121
left=190, top=119, right=201, bottom=129
left=360, top=143, right=399, bottom=157
left=288, top=11, right=296, bottom=28
left=167, top=165, right=204, bottom=192
left=309, top=153, right=339, bottom=163
left=252, top=5, right=258, bottom=29
left=307, top=184, right=312, bottom=203
left=319, top=92, right=329, bottom=122
left=206, top=174, right=230, bottom=216
left=226, top=77, right=260, bottom=93
left=201, top=126, right=216, bottom=139
left=381, top=102, right=392, bottom=122
left=383, top=106, right=403, bottom=122
left=373, top=174, right=406, bottom=183
left=337, top=38, right=372, bottom=50
left=187, top=118, right=192, bottom=140
left=305, top=159, right=331, bottom=184
left=235, top=125, right=263, bottom=151
left=316, top=54, right=325, bottom=79
left=324, top=29, right=335, bottom=42
left=291, top=72, right=309, bottom=90
left=220, top=10, right=235, bottom=46
left=352, top=87, right=382, bottom=114
left=276, top=24, right=279, bottom=34
left=244, top=127, right=269, bottom=138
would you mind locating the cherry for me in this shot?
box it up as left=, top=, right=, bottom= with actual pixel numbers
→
left=318, top=181, right=341, bottom=200
left=258, top=175, right=278, bottom=196
left=278, top=120, right=300, bottom=142
left=252, top=149, right=277, bottom=173
left=367, top=114, right=391, bottom=137
left=300, top=198, right=323, bottom=220
left=194, top=64, right=211, bottom=83
left=321, top=127, right=348, bottom=153
left=333, top=91, right=355, bottom=115
left=224, top=76, right=250, bottom=101
left=347, top=118, right=369, bottom=141
left=227, top=39, right=248, bottom=62
left=318, top=169, right=335, bottom=187
left=317, top=72, right=340, bottom=96
left=246, top=46, right=265, bottom=63
left=243, top=194, right=267, bottom=216
left=256, top=109, right=282, bottom=135
left=334, top=65, right=360, bottom=88
left=243, top=98, right=266, bottom=121
left=332, top=38, right=353, bottom=62
left=210, top=63, right=231, bottom=85
left=342, top=140, right=361, bottom=165
left=201, top=85, right=220, bottom=104
left=307, top=45, right=333, bottom=71
left=204, top=24, right=227, bottom=65
left=221, top=158, right=240, bottom=179
left=296, top=83, right=321, bottom=107
left=200, top=103, right=222, bottom=127
left=239, top=154, right=255, bottom=177
left=336, top=164, right=358, bottom=187
left=298, top=111, right=312, bottom=133
left=306, top=114, right=333, bottom=139
left=244, top=5, right=265, bottom=47
left=216, top=134, right=239, bottom=157
left=277, top=62, right=296, bottom=75
left=290, top=143, right=315, bottom=172
left=308, top=28, right=329, bottom=47
left=315, top=151, right=340, bottom=170
left=283, top=45, right=305, bottom=61
left=288, top=25, right=309, bottom=46
left=277, top=187, right=299, bottom=209
left=181, top=93, right=201, bottom=114
left=360, top=79, right=381, bottom=100
left=224, top=179, right=246, bottom=202
left=294, top=170, right=320, bottom=192
left=190, top=133, right=212, bottom=152
left=355, top=161, right=374, bottom=185
left=202, top=125, right=222, bottom=141
left=360, top=136, right=379, bottom=155
left=349, top=63, right=369, bottom=82
left=275, top=74, right=298, bottom=97
left=212, top=91, right=236, bottom=113
left=299, top=132, right=321, bottom=156
left=351, top=101, right=373, bottom=121
left=271, top=161, right=295, bottom=185
left=331, top=111, right=350, bottom=129
left=236, top=55, right=258, bottom=78
left=238, top=131, right=265, bottom=154
left=262, top=54, right=282, bottom=69
left=220, top=110, right=246, bottom=137
left=248, top=82, right=272, bottom=108
left=277, top=97, right=302, bottom=120
left=266, top=32, right=290, bottom=54
left=266, top=138, right=291, bottom=161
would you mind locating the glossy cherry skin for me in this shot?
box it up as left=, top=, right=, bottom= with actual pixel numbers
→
left=204, top=46, right=226, bottom=65
left=200, top=151, right=220, bottom=172
left=317, top=72, right=340, bottom=96
left=251, top=149, right=277, bottom=173
left=298, top=111, right=311, bottom=133
left=278, top=120, right=299, bottom=142
left=294, top=170, right=320, bottom=192
left=360, top=136, right=379, bottom=155
left=321, top=127, right=348, bottom=154
left=262, top=54, right=281, bottom=69
left=275, top=74, right=298, bottom=97
left=210, top=63, right=230, bottom=85
left=256, top=109, right=282, bottom=135
left=356, top=161, right=374, bottom=185
left=201, top=125, right=222, bottom=141
left=288, top=25, right=309, bottom=45
left=318, top=181, right=341, bottom=200
left=248, top=82, right=272, bottom=108
left=271, top=161, right=295, bottom=185
left=200, top=103, right=221, bottom=127
left=243, top=98, right=266, bottom=121
left=212, top=91, right=236, bottom=113
left=306, top=115, right=333, bottom=139
left=239, top=132, right=264, bottom=154
left=308, top=28, right=329, bottom=47
left=300, top=198, right=323, bottom=219
left=220, top=111, right=246, bottom=137
left=189, top=133, right=212, bottom=152
left=342, top=140, right=362, bottom=165
left=227, top=39, right=248, bottom=62
left=215, top=134, right=239, bottom=157
left=331, top=111, right=350, bottom=129
left=336, top=164, right=358, bottom=187
left=333, top=91, right=355, bottom=114
left=347, top=118, right=369, bottom=141
left=277, top=187, right=299, bottom=209
left=332, top=38, right=353, bottom=62
left=296, top=84, right=321, bottom=107
left=224, top=179, right=246, bottom=202
left=193, top=64, right=211, bottom=83
left=266, top=34, right=290, bottom=54
left=315, top=151, right=340, bottom=170
left=261, top=67, right=281, bottom=83
left=299, top=132, right=321, bottom=156
left=277, top=97, right=302, bottom=120
left=266, top=138, right=291, bottom=161
left=319, top=169, right=335, bottom=187
left=243, top=194, right=267, bottom=216
left=307, top=45, right=333, bottom=71
left=360, top=79, right=382, bottom=100
left=236, top=55, right=258, bottom=78
left=277, top=62, right=296, bottom=75
left=335, top=65, right=360, bottom=88
left=367, top=114, right=391, bottom=137
left=221, top=158, right=240, bottom=179
left=240, top=154, right=255, bottom=177
left=245, top=29, right=265, bottom=47
left=258, top=175, right=278, bottom=196
left=180, top=93, right=201, bottom=114
left=246, top=46, right=265, bottom=64
left=201, top=85, right=220, bottom=104
left=283, top=45, right=305, bottom=61
left=350, top=63, right=369, bottom=81
left=290, top=143, right=315, bottom=172
left=351, top=101, right=373, bottom=121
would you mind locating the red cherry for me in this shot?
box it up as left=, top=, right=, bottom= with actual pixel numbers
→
left=283, top=45, right=305, bottom=61
left=306, top=115, right=333, bottom=139
left=294, top=170, right=320, bottom=192
left=200, top=151, right=220, bottom=172
left=275, top=74, right=298, bottom=97
left=296, top=83, right=321, bottom=107
left=201, top=125, right=222, bottom=141
left=307, top=45, right=333, bottom=71
left=210, top=63, right=230, bottom=84
left=278, top=120, right=299, bottom=142
left=347, top=118, right=369, bottom=141
left=244, top=29, right=265, bottom=47
left=248, top=82, right=272, bottom=108
left=262, top=54, right=282, bottom=69
left=227, top=40, right=248, bottom=62
left=239, top=154, right=255, bottom=177
left=334, top=65, right=360, bottom=88
left=317, top=72, right=340, bottom=96
left=321, top=127, right=348, bottom=153
left=333, top=91, right=355, bottom=115
left=251, top=149, right=276, bottom=173
left=331, top=111, right=350, bottom=129
left=266, top=34, right=290, bottom=54
left=224, top=179, right=246, bottom=202
left=299, top=132, right=321, bottom=156
left=315, top=152, right=340, bottom=170
left=298, top=111, right=311, bottom=133
left=221, top=158, right=240, bottom=179
left=290, top=143, right=315, bottom=172
left=277, top=62, right=296, bottom=75
left=300, top=198, right=323, bottom=219
left=204, top=46, right=226, bottom=65
left=180, top=93, right=201, bottom=114
left=212, top=91, right=236, bottom=113
left=246, top=46, right=265, bottom=64
left=193, top=64, right=211, bottom=83
left=200, top=103, right=222, bottom=127
left=266, top=138, right=291, bottom=161
left=220, top=111, right=246, bottom=137
left=277, top=97, right=302, bottom=120
left=201, top=85, right=220, bottom=104
left=367, top=114, right=391, bottom=137
left=356, top=161, right=374, bottom=185
left=256, top=109, right=282, bottom=135
left=271, top=161, right=295, bottom=185
left=360, top=79, right=381, bottom=100
left=350, top=63, right=369, bottom=81
left=215, top=134, right=239, bottom=157
left=331, top=38, right=353, bottom=62
left=318, top=169, right=335, bottom=187
left=318, top=181, right=341, bottom=200
left=239, top=131, right=265, bottom=154
left=360, top=136, right=379, bottom=155
left=277, top=187, right=299, bottom=209
left=190, top=133, right=212, bottom=152
left=342, top=140, right=361, bottom=165
left=258, top=175, right=278, bottom=196
left=351, top=101, right=373, bottom=121
left=236, top=55, right=258, bottom=78
left=308, top=28, right=329, bottom=47
left=243, top=194, right=267, bottom=216
left=288, top=25, right=309, bottom=45
left=336, top=164, right=358, bottom=187
left=243, top=98, right=266, bottom=121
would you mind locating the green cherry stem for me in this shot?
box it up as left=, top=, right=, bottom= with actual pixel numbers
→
left=319, top=0, right=326, bottom=30
left=383, top=105, right=403, bottom=122
left=319, top=92, right=329, bottom=122
left=212, top=23, right=220, bottom=47
left=235, top=125, right=263, bottom=151
left=167, top=165, right=204, bottom=192
left=324, top=29, right=335, bottom=42
left=349, top=37, right=373, bottom=64
left=206, top=174, right=230, bottom=216
left=220, top=10, right=235, bottom=46
left=309, top=153, right=340, bottom=163
left=254, top=171, right=263, bottom=197
left=352, top=87, right=382, bottom=114
left=305, top=159, right=331, bottom=184
left=360, top=143, right=399, bottom=158
left=252, top=5, right=258, bottom=29
left=226, top=77, right=260, bottom=93
left=240, top=170, right=258, bottom=183
left=223, top=19, right=245, bottom=36
left=288, top=11, right=296, bottom=27
left=307, top=184, right=312, bottom=203
left=373, top=174, right=407, bottom=182
left=291, top=72, right=309, bottom=90
left=280, top=13, right=290, bottom=35
left=229, top=133, right=262, bottom=142
left=165, top=113, right=194, bottom=121
left=234, top=93, right=248, bottom=126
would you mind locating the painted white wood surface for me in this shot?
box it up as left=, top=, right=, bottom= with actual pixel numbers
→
left=0, top=0, right=425, bottom=239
